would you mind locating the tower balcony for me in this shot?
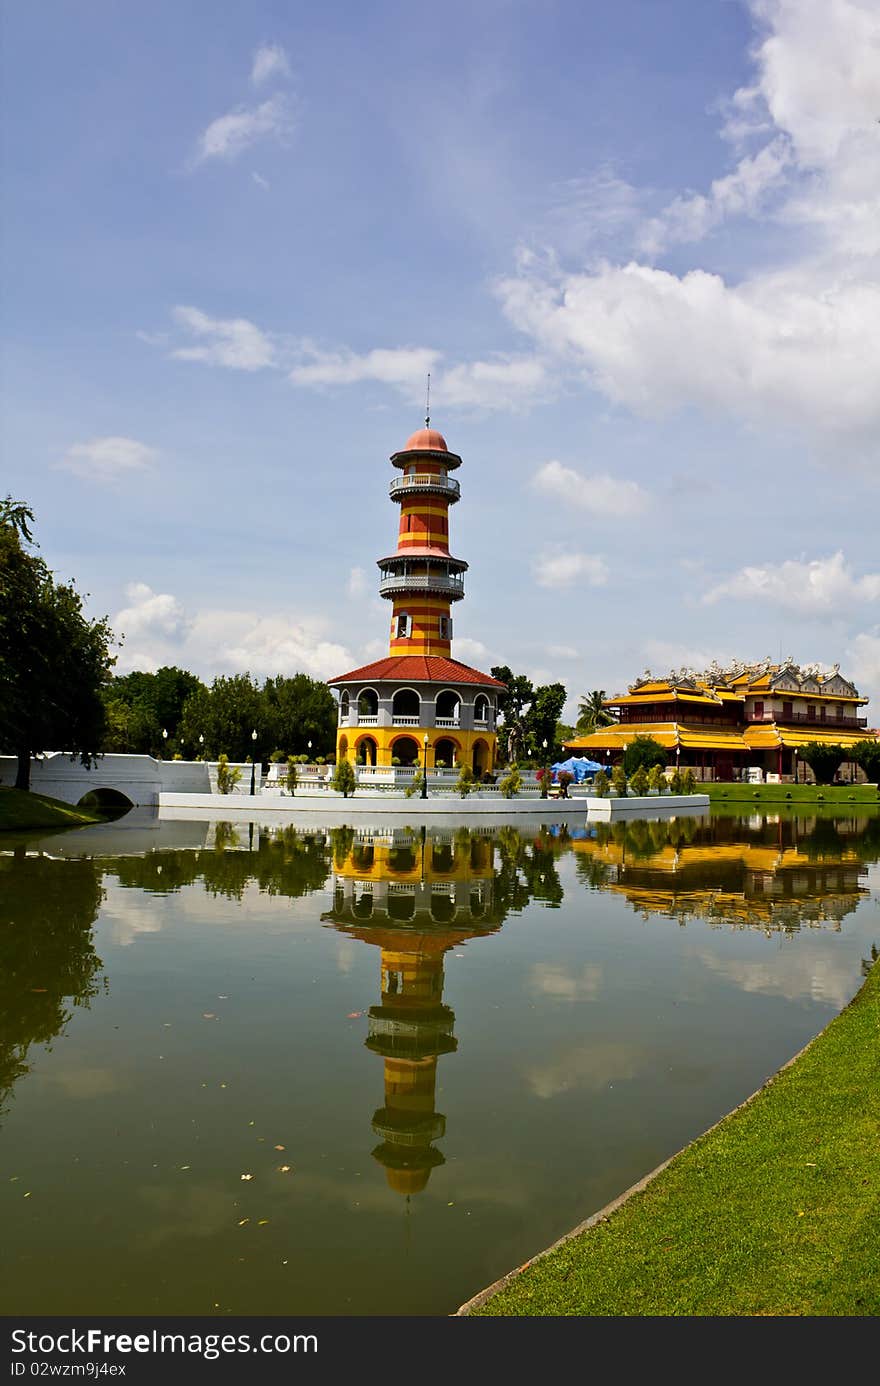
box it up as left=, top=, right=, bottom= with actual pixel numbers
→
left=378, top=571, right=466, bottom=601
left=389, top=472, right=460, bottom=502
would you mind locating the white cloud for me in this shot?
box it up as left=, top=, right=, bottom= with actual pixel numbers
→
left=454, top=636, right=488, bottom=661
left=289, top=342, right=547, bottom=412
left=532, top=459, right=649, bottom=517
left=703, top=552, right=880, bottom=612
left=547, top=644, right=578, bottom=659
left=637, top=136, right=792, bottom=254
left=170, top=305, right=275, bottom=371
left=525, top=1041, right=642, bottom=1100
left=59, top=436, right=157, bottom=483
left=847, top=628, right=880, bottom=715
left=115, top=583, right=190, bottom=644
left=194, top=95, right=292, bottom=163
left=112, top=585, right=350, bottom=681
left=251, top=43, right=290, bottom=87
left=495, top=0, right=880, bottom=455
left=252, top=171, right=270, bottom=190
left=347, top=566, right=367, bottom=598
left=290, top=344, right=438, bottom=392
left=533, top=551, right=608, bottom=590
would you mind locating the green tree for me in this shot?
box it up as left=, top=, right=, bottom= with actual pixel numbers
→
left=647, top=763, right=666, bottom=793
left=332, top=758, right=357, bottom=798
left=576, top=689, right=615, bottom=734
left=261, top=674, right=337, bottom=757
left=623, top=735, right=668, bottom=776
left=851, top=739, right=880, bottom=783
left=179, top=674, right=263, bottom=762
left=528, top=683, right=567, bottom=758
left=285, top=760, right=298, bottom=795
left=592, top=769, right=609, bottom=797
left=0, top=498, right=116, bottom=790
left=103, top=666, right=204, bottom=754
left=800, top=741, right=846, bottom=785
left=611, top=764, right=629, bottom=796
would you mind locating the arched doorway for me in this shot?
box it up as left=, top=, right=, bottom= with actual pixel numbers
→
left=392, top=688, right=420, bottom=721
left=392, top=735, right=421, bottom=767
left=435, top=689, right=461, bottom=722
left=357, top=688, right=379, bottom=718
left=356, top=736, right=378, bottom=766
left=474, top=694, right=490, bottom=724
left=434, top=737, right=458, bottom=768
left=472, top=740, right=489, bottom=775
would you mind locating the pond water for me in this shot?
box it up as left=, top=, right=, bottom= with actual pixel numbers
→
left=1, top=809, right=878, bottom=1316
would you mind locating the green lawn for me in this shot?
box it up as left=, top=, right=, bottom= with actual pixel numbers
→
left=0, top=786, right=103, bottom=830
left=466, top=955, right=880, bottom=1316
left=706, top=782, right=879, bottom=806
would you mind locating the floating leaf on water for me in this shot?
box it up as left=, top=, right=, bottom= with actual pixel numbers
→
left=274, top=1145, right=285, bottom=1151
left=202, top=1013, right=217, bottom=1020
left=278, top=1166, right=292, bottom=1174
left=240, top=1173, right=254, bottom=1181
left=23, top=1192, right=32, bottom=1198
left=180, top=1165, right=191, bottom=1171
left=30, top=988, right=48, bottom=993
left=346, top=1011, right=363, bottom=1019
left=257, top=1219, right=269, bottom=1226
left=238, top=1218, right=249, bottom=1226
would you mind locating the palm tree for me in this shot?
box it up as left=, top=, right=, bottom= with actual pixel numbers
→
left=576, top=689, right=614, bottom=734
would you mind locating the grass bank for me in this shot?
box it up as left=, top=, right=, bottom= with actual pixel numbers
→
left=706, top=782, right=879, bottom=806
left=0, top=786, right=103, bottom=831
left=464, top=955, right=880, bottom=1317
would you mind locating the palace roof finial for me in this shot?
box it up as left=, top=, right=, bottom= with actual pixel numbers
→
left=425, top=371, right=431, bottom=428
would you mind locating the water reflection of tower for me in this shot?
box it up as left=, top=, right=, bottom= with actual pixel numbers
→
left=322, top=827, right=500, bottom=1195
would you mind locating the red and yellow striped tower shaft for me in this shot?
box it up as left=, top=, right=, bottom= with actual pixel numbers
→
left=383, top=428, right=465, bottom=658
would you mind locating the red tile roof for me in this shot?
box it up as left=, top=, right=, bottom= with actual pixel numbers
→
left=328, top=655, right=506, bottom=688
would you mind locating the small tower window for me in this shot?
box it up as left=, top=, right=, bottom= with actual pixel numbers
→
left=397, top=612, right=411, bottom=639
left=438, top=616, right=451, bottom=639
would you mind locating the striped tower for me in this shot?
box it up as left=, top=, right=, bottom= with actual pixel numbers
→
left=382, top=428, right=466, bottom=657
left=329, top=421, right=504, bottom=774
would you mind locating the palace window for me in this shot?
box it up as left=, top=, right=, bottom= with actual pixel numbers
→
left=396, top=612, right=410, bottom=639
left=438, top=615, right=451, bottom=639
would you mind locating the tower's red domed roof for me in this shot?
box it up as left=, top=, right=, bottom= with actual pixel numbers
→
left=402, top=427, right=448, bottom=452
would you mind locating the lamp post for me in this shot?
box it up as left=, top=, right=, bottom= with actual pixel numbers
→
left=250, top=728, right=257, bottom=795
left=542, top=738, right=549, bottom=798
left=421, top=733, right=429, bottom=799
left=162, top=728, right=168, bottom=758
left=198, top=734, right=204, bottom=761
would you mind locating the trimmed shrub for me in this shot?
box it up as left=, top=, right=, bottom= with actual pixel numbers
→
left=332, top=758, right=356, bottom=798
left=455, top=764, right=475, bottom=798
left=629, top=764, right=649, bottom=796
left=681, top=768, right=697, bottom=794
left=623, top=735, right=668, bottom=776
left=647, top=763, right=666, bottom=793
left=611, top=764, right=628, bottom=797
left=216, top=754, right=241, bottom=795
left=498, top=765, right=523, bottom=798
left=592, top=769, right=609, bottom=797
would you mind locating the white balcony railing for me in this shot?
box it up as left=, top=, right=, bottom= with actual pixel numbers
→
left=379, top=573, right=465, bottom=598
left=356, top=714, right=378, bottom=724
left=389, top=473, right=460, bottom=499
left=435, top=717, right=460, bottom=728
left=392, top=716, right=420, bottom=726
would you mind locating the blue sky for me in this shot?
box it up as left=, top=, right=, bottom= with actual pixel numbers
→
left=3, top=0, right=878, bottom=718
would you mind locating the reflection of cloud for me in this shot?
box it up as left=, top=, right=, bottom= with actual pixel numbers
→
left=138, top=1182, right=237, bottom=1248
left=100, top=884, right=166, bottom=947
left=698, top=950, right=858, bottom=1010
left=335, top=939, right=358, bottom=976
left=530, top=962, right=603, bottom=1002
left=525, top=1041, right=642, bottom=1100
left=42, top=1067, right=124, bottom=1099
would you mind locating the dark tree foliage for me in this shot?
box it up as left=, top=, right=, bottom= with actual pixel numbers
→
left=178, top=674, right=263, bottom=762
left=0, top=850, right=105, bottom=1117
left=490, top=666, right=568, bottom=763
left=261, top=674, right=337, bottom=756
left=0, top=498, right=116, bottom=789
left=623, top=735, right=668, bottom=776
left=103, top=667, right=205, bottom=755
left=851, top=739, right=880, bottom=783
left=800, top=741, right=846, bottom=785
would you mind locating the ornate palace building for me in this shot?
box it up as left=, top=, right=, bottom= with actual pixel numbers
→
left=565, top=660, right=873, bottom=781
left=329, top=425, right=504, bottom=775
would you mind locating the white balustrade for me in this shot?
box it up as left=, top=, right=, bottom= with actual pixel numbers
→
left=392, top=716, right=421, bottom=726
left=435, top=718, right=459, bottom=728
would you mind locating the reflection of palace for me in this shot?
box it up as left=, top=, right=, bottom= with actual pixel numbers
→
left=572, top=815, right=872, bottom=930
left=322, top=828, right=500, bottom=1196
